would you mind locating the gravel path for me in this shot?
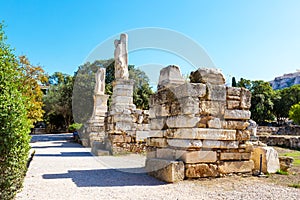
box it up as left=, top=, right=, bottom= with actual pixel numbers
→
left=16, top=133, right=300, bottom=200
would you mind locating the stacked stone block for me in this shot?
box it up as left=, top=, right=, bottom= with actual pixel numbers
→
left=146, top=66, right=254, bottom=182
left=106, top=79, right=150, bottom=154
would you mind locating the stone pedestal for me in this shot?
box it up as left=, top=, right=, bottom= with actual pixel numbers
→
left=82, top=94, right=109, bottom=147
left=110, top=79, right=136, bottom=112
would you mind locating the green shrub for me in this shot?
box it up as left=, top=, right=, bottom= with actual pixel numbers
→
left=289, top=183, right=300, bottom=188
left=276, top=169, right=289, bottom=175
left=289, top=102, right=300, bottom=125
left=0, top=23, right=31, bottom=199
left=68, top=123, right=83, bottom=132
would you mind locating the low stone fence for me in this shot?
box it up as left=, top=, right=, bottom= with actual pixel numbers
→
left=258, top=135, right=300, bottom=150
left=257, top=125, right=300, bottom=136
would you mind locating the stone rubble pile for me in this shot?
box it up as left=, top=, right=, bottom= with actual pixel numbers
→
left=146, top=65, right=255, bottom=182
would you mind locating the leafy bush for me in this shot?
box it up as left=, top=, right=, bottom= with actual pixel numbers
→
left=68, top=123, right=83, bottom=132
left=0, top=23, right=31, bottom=199
left=289, top=183, right=300, bottom=188
left=289, top=102, right=300, bottom=125
left=276, top=169, right=289, bottom=175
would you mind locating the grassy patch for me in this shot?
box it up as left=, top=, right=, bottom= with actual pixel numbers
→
left=276, top=169, right=289, bottom=175
left=280, top=151, right=300, bottom=166
left=288, top=183, right=300, bottom=188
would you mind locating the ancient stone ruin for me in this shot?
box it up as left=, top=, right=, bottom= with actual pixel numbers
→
left=145, top=66, right=256, bottom=182
left=81, top=33, right=281, bottom=182
left=86, top=34, right=150, bottom=155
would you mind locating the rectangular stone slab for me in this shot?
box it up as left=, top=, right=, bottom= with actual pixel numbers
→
left=146, top=138, right=168, bottom=147
left=185, top=163, right=219, bottom=178
left=173, top=83, right=206, bottom=98
left=150, top=118, right=166, bottom=130
left=207, top=84, right=226, bottom=101
left=156, top=148, right=175, bottom=160
left=224, top=110, right=251, bottom=120
left=177, top=150, right=217, bottom=163
left=227, top=87, right=241, bottom=96
left=167, top=139, right=202, bottom=149
left=202, top=140, right=239, bottom=149
left=146, top=158, right=184, bottom=183
left=218, top=160, right=254, bottom=174
left=165, top=128, right=236, bottom=141
left=220, top=152, right=251, bottom=160
left=136, top=130, right=164, bottom=142
left=166, top=115, right=200, bottom=128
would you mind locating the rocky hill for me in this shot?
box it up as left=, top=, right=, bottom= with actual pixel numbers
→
left=270, top=70, right=300, bottom=90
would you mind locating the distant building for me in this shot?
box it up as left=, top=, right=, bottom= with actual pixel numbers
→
left=270, top=70, right=300, bottom=90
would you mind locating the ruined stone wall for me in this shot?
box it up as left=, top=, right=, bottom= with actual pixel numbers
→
left=146, top=66, right=254, bottom=181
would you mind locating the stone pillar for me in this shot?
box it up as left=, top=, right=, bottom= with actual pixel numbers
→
left=81, top=68, right=108, bottom=148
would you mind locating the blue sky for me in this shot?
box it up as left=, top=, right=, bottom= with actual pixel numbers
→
left=1, top=0, right=300, bottom=85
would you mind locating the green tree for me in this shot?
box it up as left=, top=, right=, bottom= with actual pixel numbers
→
left=237, top=78, right=251, bottom=89
left=289, top=102, right=300, bottom=125
left=0, top=23, right=31, bottom=200
left=273, top=85, right=300, bottom=124
left=73, top=59, right=153, bottom=124
left=237, top=78, right=276, bottom=124
left=43, top=72, right=74, bottom=131
left=249, top=80, right=276, bottom=124
left=19, top=55, right=48, bottom=125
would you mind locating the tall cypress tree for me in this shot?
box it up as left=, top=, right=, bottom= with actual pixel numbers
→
left=232, top=76, right=237, bottom=87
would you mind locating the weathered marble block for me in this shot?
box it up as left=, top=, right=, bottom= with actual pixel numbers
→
left=220, top=152, right=251, bottom=160
left=146, top=158, right=184, bottom=183
left=227, top=87, right=241, bottom=96
left=236, top=130, right=251, bottom=141
left=185, top=163, right=219, bottom=178
left=136, top=130, right=164, bottom=142
left=199, top=101, right=226, bottom=116
left=147, top=138, right=168, bottom=147
left=207, top=84, right=226, bottom=101
left=190, top=68, right=225, bottom=85
left=150, top=118, right=167, bottom=130
left=166, top=115, right=200, bottom=128
left=173, top=83, right=206, bottom=98
left=222, top=121, right=249, bottom=130
left=167, top=139, right=202, bottom=149
left=251, top=146, right=280, bottom=173
left=218, top=160, right=254, bottom=174
left=227, top=100, right=240, bottom=109
left=157, top=65, right=185, bottom=90
left=202, top=140, right=239, bottom=149
left=177, top=150, right=217, bottom=163
left=165, top=128, right=236, bottom=140
left=224, top=110, right=251, bottom=120
left=240, top=88, right=251, bottom=109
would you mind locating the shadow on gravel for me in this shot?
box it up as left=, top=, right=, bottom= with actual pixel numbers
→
left=42, top=168, right=165, bottom=187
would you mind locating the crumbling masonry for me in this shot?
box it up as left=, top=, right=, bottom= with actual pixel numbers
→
left=81, top=34, right=267, bottom=182
left=145, top=66, right=255, bottom=182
